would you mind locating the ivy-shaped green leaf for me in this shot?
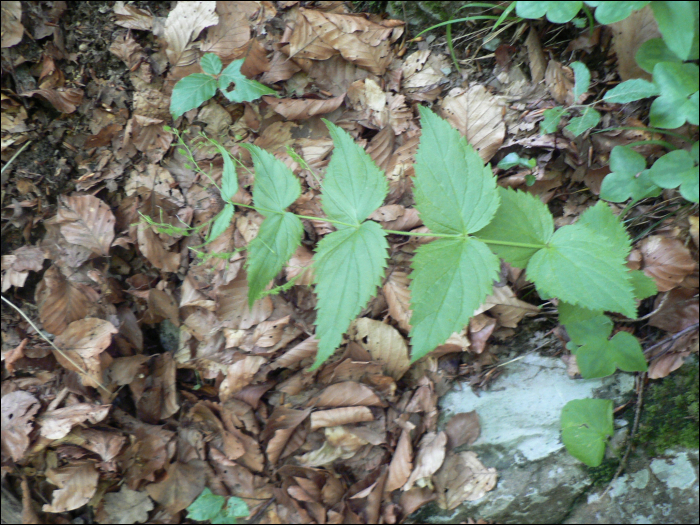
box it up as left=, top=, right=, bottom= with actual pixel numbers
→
left=586, top=1, right=650, bottom=24
left=574, top=331, right=648, bottom=378
left=649, top=62, right=699, bottom=129
left=540, top=106, right=568, bottom=134
left=651, top=1, right=697, bottom=61
left=648, top=149, right=699, bottom=203
left=635, top=38, right=682, bottom=73
left=516, top=1, right=583, bottom=23
left=243, top=144, right=303, bottom=306
left=600, top=146, right=662, bottom=203
left=218, top=59, right=277, bottom=104
left=474, top=187, right=552, bottom=268
left=561, top=399, right=613, bottom=467
left=571, top=61, right=590, bottom=102
left=410, top=107, right=501, bottom=361
left=527, top=202, right=637, bottom=318
left=311, top=122, right=389, bottom=369
left=604, top=79, right=659, bottom=104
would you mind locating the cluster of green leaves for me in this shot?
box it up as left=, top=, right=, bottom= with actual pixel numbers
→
left=170, top=53, right=276, bottom=119
left=186, top=488, right=249, bottom=524
left=600, top=142, right=699, bottom=204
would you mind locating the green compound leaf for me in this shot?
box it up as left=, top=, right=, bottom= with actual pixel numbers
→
left=574, top=331, right=648, bottom=378
left=635, top=38, right=683, bottom=73
left=312, top=221, right=388, bottom=369
left=651, top=0, right=696, bottom=61
left=648, top=149, right=699, bottom=203
left=414, top=106, right=499, bottom=235
left=516, top=1, right=583, bottom=23
left=600, top=146, right=662, bottom=203
left=208, top=203, right=235, bottom=243
left=243, top=144, right=301, bottom=212
left=187, top=488, right=226, bottom=522
left=218, top=59, right=277, bottom=103
left=604, top=78, right=660, bottom=104
left=201, top=53, right=223, bottom=76
left=565, top=107, right=600, bottom=137
left=321, top=120, right=388, bottom=226
left=540, top=106, right=568, bottom=134
left=650, top=62, right=699, bottom=128
left=527, top=202, right=637, bottom=318
left=561, top=399, right=613, bottom=467
left=171, top=73, right=217, bottom=119
left=571, top=61, right=590, bottom=102
left=473, top=187, right=553, bottom=268
left=586, top=1, right=650, bottom=24
left=246, top=212, right=303, bottom=307
left=409, top=237, right=499, bottom=362
left=628, top=270, right=658, bottom=300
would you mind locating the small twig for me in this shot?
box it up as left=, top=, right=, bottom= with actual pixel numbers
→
left=602, top=372, right=645, bottom=498
left=1, top=295, right=112, bottom=396
left=643, top=322, right=699, bottom=360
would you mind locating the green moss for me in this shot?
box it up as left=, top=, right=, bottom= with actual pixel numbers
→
left=635, top=360, right=699, bottom=455
left=586, top=457, right=620, bottom=486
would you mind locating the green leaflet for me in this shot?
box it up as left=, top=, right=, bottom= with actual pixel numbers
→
left=310, top=122, right=390, bottom=369
left=561, top=399, right=613, bottom=467
left=413, top=106, right=500, bottom=235
left=527, top=203, right=636, bottom=318
left=576, top=200, right=631, bottom=260
left=170, top=73, right=217, bottom=119
left=208, top=203, right=235, bottom=244
left=409, top=237, right=499, bottom=362
left=571, top=61, right=590, bottom=102
left=246, top=212, right=303, bottom=307
left=321, top=120, right=388, bottom=226
left=313, top=221, right=388, bottom=369
left=558, top=302, right=612, bottom=346
left=565, top=107, right=600, bottom=137
left=211, top=142, right=238, bottom=203
left=243, top=144, right=302, bottom=306
left=474, top=187, right=552, bottom=268
left=218, top=59, right=277, bottom=104
left=243, top=144, right=301, bottom=212
left=629, top=270, right=658, bottom=300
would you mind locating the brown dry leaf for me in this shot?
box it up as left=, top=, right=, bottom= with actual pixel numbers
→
left=314, top=381, right=384, bottom=408
left=310, top=406, right=374, bottom=430
left=649, top=288, right=699, bottom=333
left=401, top=50, right=443, bottom=89
left=434, top=451, right=497, bottom=510
left=1, top=245, right=45, bottom=292
left=385, top=426, right=413, bottom=493
left=263, top=407, right=311, bottom=465
left=136, top=222, right=181, bottom=273
left=270, top=336, right=318, bottom=370
left=292, top=8, right=399, bottom=75
left=383, top=270, right=412, bottom=332
left=146, top=460, right=207, bottom=515
left=219, top=356, right=267, bottom=401
left=217, top=269, right=273, bottom=329
left=253, top=315, right=291, bottom=348
left=444, top=411, right=480, bottom=451
left=440, top=85, right=506, bottom=162
left=648, top=348, right=693, bottom=380
left=113, top=1, right=153, bottom=31
left=35, top=266, right=92, bottom=336
left=53, top=318, right=118, bottom=389
left=1, top=1, right=24, bottom=48
left=43, top=463, right=99, bottom=513
left=21, top=88, right=84, bottom=113
left=56, top=195, right=116, bottom=256
left=366, top=126, right=396, bottom=172
left=403, top=431, right=447, bottom=491
left=525, top=25, right=546, bottom=83
left=469, top=314, right=497, bottom=354
left=638, top=236, right=696, bottom=292
left=200, top=2, right=251, bottom=63
left=102, top=485, right=154, bottom=525
left=688, top=215, right=699, bottom=249
left=348, top=318, right=411, bottom=380
left=37, top=403, right=111, bottom=440
left=545, top=60, right=574, bottom=105
left=399, top=486, right=436, bottom=516
left=1, top=390, right=40, bottom=462
left=609, top=5, right=659, bottom=81
left=264, top=94, right=345, bottom=120
left=163, top=2, right=218, bottom=68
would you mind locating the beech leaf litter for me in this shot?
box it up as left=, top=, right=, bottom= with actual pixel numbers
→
left=1, top=2, right=698, bottom=524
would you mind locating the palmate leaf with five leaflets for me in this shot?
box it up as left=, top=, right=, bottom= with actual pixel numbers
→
left=311, top=121, right=389, bottom=369
left=410, top=107, right=501, bottom=362
left=243, top=144, right=303, bottom=307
